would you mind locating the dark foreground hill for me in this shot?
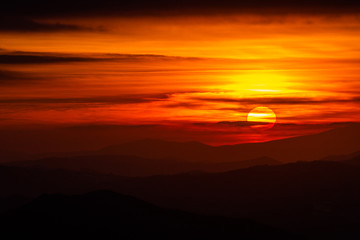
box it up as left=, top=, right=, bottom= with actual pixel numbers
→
left=0, top=190, right=298, bottom=240
left=1, top=156, right=360, bottom=239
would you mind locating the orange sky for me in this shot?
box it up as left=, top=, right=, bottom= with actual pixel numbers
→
left=1, top=13, right=360, bottom=144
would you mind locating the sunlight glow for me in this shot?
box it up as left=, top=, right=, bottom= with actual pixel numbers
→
left=247, top=106, right=277, bottom=130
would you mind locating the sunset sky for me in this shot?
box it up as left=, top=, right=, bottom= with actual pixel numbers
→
left=1, top=0, right=360, bottom=145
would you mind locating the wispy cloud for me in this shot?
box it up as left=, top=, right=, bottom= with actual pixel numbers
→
left=1, top=0, right=360, bottom=18
left=0, top=54, right=104, bottom=64
left=0, top=51, right=206, bottom=65
left=0, top=17, right=102, bottom=32
left=0, top=70, right=42, bottom=84
left=192, top=96, right=360, bottom=105
left=0, top=93, right=170, bottom=104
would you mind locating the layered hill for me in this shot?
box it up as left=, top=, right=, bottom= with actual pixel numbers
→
left=0, top=190, right=297, bottom=240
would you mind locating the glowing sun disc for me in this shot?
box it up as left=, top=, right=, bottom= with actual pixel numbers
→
left=247, top=106, right=276, bottom=130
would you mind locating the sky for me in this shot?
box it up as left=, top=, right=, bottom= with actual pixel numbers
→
left=1, top=0, right=360, bottom=145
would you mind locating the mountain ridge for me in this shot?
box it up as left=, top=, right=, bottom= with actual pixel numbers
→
left=92, top=124, right=360, bottom=163
left=0, top=190, right=299, bottom=240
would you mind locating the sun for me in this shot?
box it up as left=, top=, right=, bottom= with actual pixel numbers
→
left=247, top=106, right=276, bottom=130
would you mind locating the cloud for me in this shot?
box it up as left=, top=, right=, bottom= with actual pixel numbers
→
left=217, top=121, right=269, bottom=127
left=0, top=54, right=104, bottom=64
left=0, top=51, right=206, bottom=65
left=192, top=96, right=360, bottom=105
left=0, top=70, right=41, bottom=84
left=0, top=51, right=215, bottom=86
left=0, top=93, right=171, bottom=105
left=278, top=109, right=360, bottom=121
left=1, top=0, right=360, bottom=18
left=163, top=102, right=205, bottom=109
left=212, top=121, right=359, bottom=132
left=0, top=17, right=100, bottom=32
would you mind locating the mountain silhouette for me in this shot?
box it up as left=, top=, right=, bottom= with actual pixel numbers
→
left=1, top=157, right=360, bottom=239
left=1, top=124, right=360, bottom=165
left=6, top=155, right=280, bottom=176
left=0, top=190, right=299, bottom=240
left=89, top=124, right=360, bottom=163
left=319, top=150, right=360, bottom=163
left=1, top=125, right=360, bottom=239
left=0, top=195, right=30, bottom=213
left=6, top=123, right=360, bottom=177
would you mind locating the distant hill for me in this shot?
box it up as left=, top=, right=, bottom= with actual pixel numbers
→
left=319, top=150, right=360, bottom=163
left=6, top=155, right=280, bottom=176
left=2, top=124, right=360, bottom=165
left=1, top=158, right=360, bottom=238
left=0, top=195, right=30, bottom=213
left=0, top=190, right=298, bottom=240
left=89, top=124, right=360, bottom=163
left=342, top=153, right=360, bottom=166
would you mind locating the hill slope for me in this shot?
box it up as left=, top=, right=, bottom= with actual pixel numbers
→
left=6, top=155, right=280, bottom=176
left=93, top=124, right=360, bottom=163
left=0, top=190, right=297, bottom=240
left=1, top=158, right=360, bottom=239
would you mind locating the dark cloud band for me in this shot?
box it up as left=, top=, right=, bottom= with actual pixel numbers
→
left=0, top=93, right=170, bottom=104
left=1, top=0, right=360, bottom=18
left=0, top=17, right=97, bottom=32
left=0, top=51, right=203, bottom=65
left=193, top=96, right=360, bottom=105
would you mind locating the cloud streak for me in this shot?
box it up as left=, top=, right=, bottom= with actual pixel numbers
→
left=0, top=51, right=206, bottom=65
left=0, top=54, right=103, bottom=64
left=0, top=17, right=100, bottom=32
left=1, top=0, right=360, bottom=18
left=0, top=93, right=171, bottom=105
left=192, top=96, right=360, bottom=105
left=0, top=70, right=42, bottom=84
